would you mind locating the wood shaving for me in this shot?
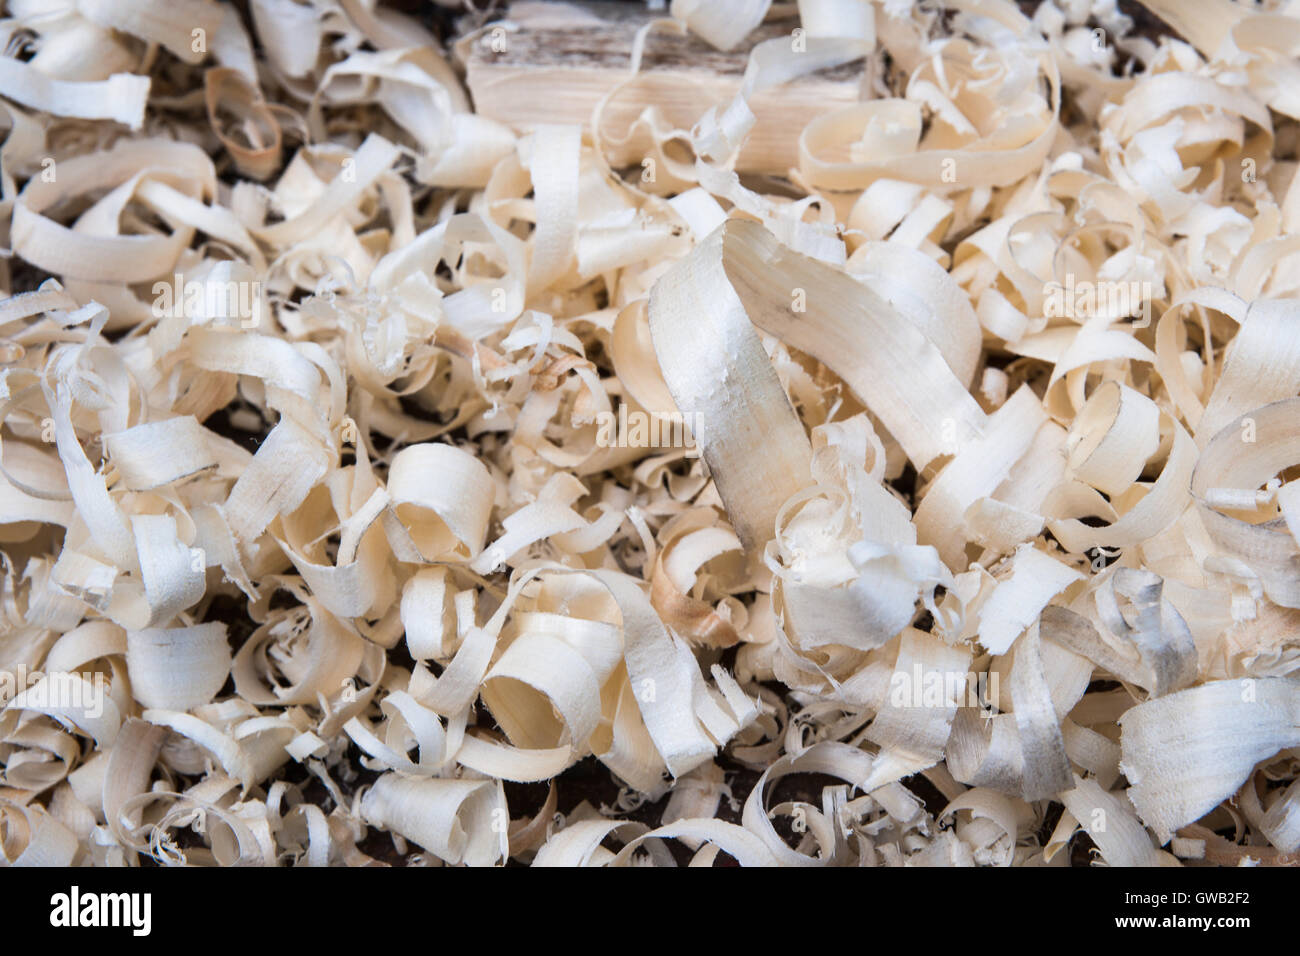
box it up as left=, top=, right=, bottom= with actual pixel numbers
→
left=1, top=0, right=1300, bottom=867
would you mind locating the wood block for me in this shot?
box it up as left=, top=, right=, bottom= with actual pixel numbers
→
left=464, top=1, right=865, bottom=175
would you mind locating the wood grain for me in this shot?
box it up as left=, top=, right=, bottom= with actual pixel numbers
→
left=465, top=1, right=866, bottom=175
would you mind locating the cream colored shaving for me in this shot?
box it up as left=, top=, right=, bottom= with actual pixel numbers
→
left=1, top=0, right=1299, bottom=867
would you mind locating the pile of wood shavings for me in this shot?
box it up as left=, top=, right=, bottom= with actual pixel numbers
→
left=2, top=0, right=1300, bottom=867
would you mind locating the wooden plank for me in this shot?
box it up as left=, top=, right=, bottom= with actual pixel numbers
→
left=465, top=1, right=865, bottom=175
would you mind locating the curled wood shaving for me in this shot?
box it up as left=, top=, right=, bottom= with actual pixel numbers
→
left=1, top=0, right=1300, bottom=867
